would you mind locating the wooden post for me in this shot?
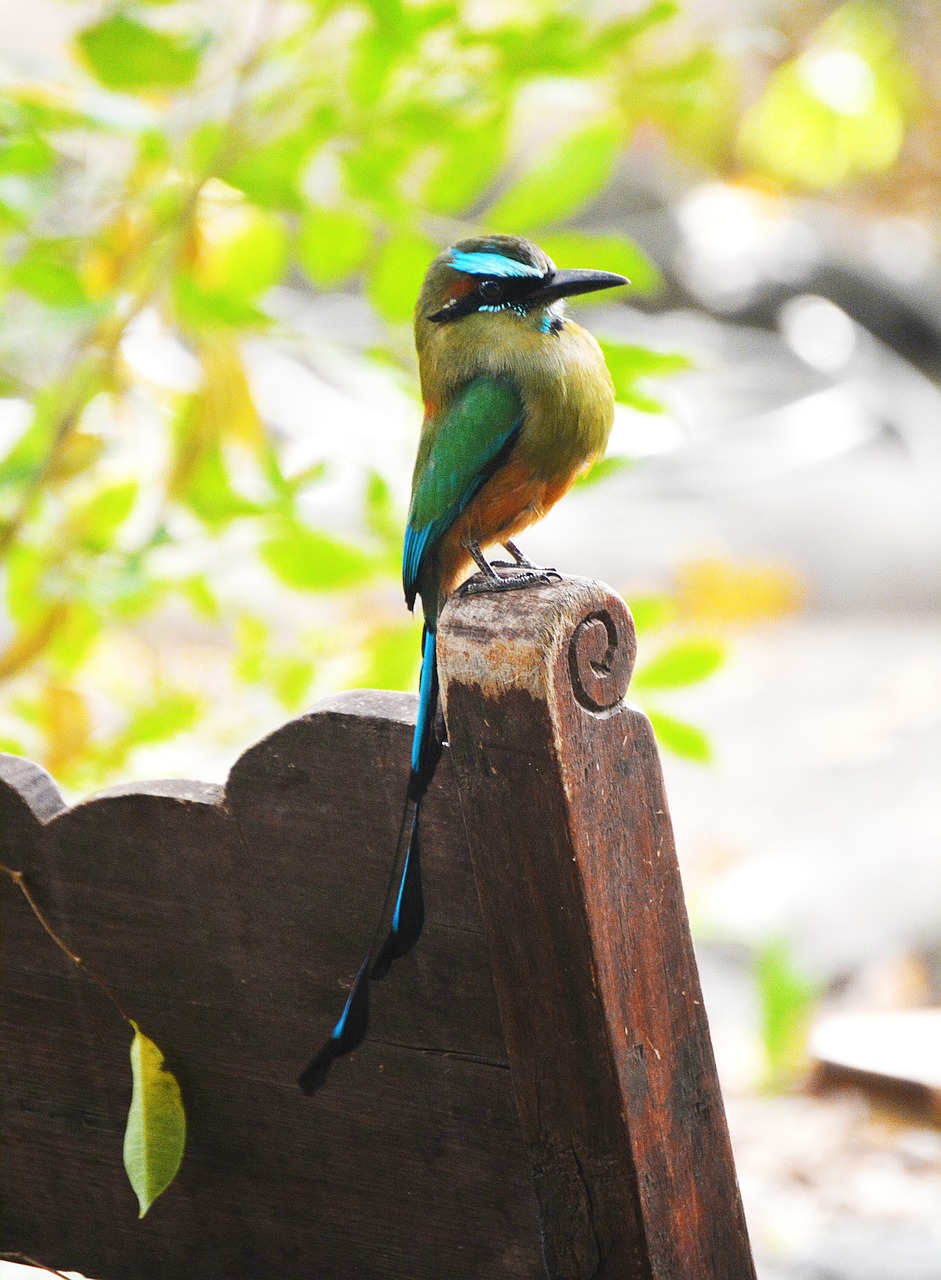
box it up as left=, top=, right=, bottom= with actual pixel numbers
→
left=437, top=574, right=755, bottom=1280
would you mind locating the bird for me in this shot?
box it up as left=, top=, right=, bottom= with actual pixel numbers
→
left=299, top=234, right=626, bottom=1093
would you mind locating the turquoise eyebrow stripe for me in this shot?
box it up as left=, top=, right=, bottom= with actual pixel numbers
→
left=449, top=250, right=544, bottom=278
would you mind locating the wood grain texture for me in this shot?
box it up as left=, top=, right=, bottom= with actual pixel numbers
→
left=437, top=575, right=756, bottom=1280
left=1, top=576, right=754, bottom=1280
left=0, top=693, right=543, bottom=1279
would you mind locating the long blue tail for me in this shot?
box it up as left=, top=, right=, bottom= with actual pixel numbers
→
left=372, top=627, right=438, bottom=977
left=298, top=627, right=440, bottom=1094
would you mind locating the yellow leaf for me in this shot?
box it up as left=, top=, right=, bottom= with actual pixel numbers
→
left=81, top=213, right=146, bottom=299
left=0, top=605, right=70, bottom=682
left=676, top=557, right=805, bottom=625
left=190, top=179, right=286, bottom=303
left=40, top=679, right=92, bottom=779
left=48, top=431, right=106, bottom=485
left=197, top=339, right=263, bottom=448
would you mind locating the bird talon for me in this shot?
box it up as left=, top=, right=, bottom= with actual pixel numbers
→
left=459, top=570, right=559, bottom=597
left=492, top=560, right=560, bottom=578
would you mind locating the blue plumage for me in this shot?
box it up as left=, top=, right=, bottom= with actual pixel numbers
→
left=402, top=522, right=434, bottom=611
left=411, top=628, right=438, bottom=777
left=448, top=249, right=544, bottom=278
left=297, top=957, right=370, bottom=1093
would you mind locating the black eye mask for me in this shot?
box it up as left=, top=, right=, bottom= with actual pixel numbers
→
left=427, top=273, right=552, bottom=323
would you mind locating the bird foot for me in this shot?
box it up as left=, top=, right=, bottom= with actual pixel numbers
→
left=458, top=568, right=561, bottom=597
left=491, top=559, right=559, bottom=575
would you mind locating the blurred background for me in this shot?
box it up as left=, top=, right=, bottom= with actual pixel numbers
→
left=1, top=0, right=939, bottom=1276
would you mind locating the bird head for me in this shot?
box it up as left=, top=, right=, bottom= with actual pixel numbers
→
left=414, top=234, right=627, bottom=340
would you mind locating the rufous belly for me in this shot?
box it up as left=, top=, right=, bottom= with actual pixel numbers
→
left=434, top=457, right=580, bottom=605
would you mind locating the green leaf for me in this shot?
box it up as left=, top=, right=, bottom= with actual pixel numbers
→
left=45, top=602, right=101, bottom=673
left=104, top=556, right=164, bottom=619
left=646, top=709, right=712, bottom=763
left=10, top=241, right=88, bottom=308
left=755, top=939, right=818, bottom=1089
left=123, top=1023, right=186, bottom=1218
left=283, top=460, right=327, bottom=496
left=486, top=120, right=620, bottom=230
left=342, top=140, right=411, bottom=210
left=737, top=4, right=908, bottom=190
left=270, top=654, right=315, bottom=710
left=173, top=277, right=263, bottom=328
left=298, top=207, right=372, bottom=287
left=0, top=129, right=55, bottom=177
left=631, top=47, right=738, bottom=166
left=77, top=15, right=206, bottom=92
left=599, top=340, right=691, bottom=412
left=126, top=692, right=200, bottom=747
left=348, top=23, right=398, bottom=112
left=233, top=616, right=314, bottom=708
left=490, top=14, right=597, bottom=77
left=190, top=198, right=287, bottom=308
left=367, top=229, right=439, bottom=324
left=186, top=121, right=226, bottom=170
left=422, top=120, right=507, bottom=215
left=600, top=342, right=692, bottom=382
left=626, top=593, right=676, bottom=634
left=227, top=132, right=318, bottom=211
left=73, top=481, right=138, bottom=552
left=592, top=1, right=679, bottom=53
left=262, top=520, right=375, bottom=591
left=177, top=440, right=261, bottom=526
left=633, top=637, right=725, bottom=690
left=537, top=230, right=661, bottom=295
left=364, top=469, right=401, bottom=562
left=181, top=575, right=220, bottom=620
left=234, top=615, right=268, bottom=685
left=616, top=385, right=667, bottom=414
left=5, top=543, right=47, bottom=625
left=573, top=455, right=632, bottom=488
left=0, top=417, right=53, bottom=490
left=359, top=619, right=423, bottom=692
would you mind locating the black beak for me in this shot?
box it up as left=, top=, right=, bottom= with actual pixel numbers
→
left=531, top=268, right=628, bottom=304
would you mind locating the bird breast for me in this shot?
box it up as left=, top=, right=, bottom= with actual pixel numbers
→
left=417, top=313, right=615, bottom=483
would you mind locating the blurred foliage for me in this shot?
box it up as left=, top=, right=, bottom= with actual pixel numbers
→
left=738, top=2, right=912, bottom=189
left=0, top=0, right=929, bottom=789
left=629, top=593, right=726, bottom=764
left=755, top=937, right=821, bottom=1091
left=676, top=557, right=806, bottom=626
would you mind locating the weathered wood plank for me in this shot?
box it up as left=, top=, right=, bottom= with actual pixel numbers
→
left=1, top=578, right=754, bottom=1280
left=0, top=693, right=543, bottom=1279
left=437, top=575, right=756, bottom=1280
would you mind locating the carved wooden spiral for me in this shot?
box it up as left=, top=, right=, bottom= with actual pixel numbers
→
left=568, top=605, right=635, bottom=712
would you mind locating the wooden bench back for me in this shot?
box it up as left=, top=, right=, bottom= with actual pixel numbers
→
left=0, top=577, right=754, bottom=1280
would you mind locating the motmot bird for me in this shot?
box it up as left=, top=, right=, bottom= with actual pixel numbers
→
left=299, top=234, right=626, bottom=1093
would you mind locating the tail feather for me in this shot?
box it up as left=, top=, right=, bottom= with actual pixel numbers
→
left=298, top=958, right=370, bottom=1095
left=410, top=627, right=441, bottom=791
left=299, top=626, right=439, bottom=1093
left=371, top=811, right=423, bottom=980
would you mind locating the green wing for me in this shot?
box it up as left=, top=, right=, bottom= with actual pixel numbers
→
left=403, top=375, right=524, bottom=610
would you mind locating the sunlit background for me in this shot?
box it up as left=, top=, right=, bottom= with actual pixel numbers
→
left=1, top=1, right=940, bottom=1276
